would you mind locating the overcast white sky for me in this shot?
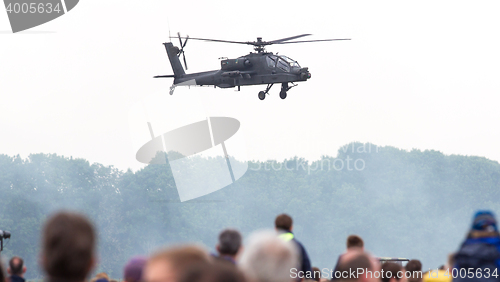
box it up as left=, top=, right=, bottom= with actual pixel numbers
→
left=1, top=0, right=500, bottom=172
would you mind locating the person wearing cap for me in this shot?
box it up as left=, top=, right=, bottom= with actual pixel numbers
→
left=124, top=256, right=148, bottom=282
left=453, top=210, right=500, bottom=282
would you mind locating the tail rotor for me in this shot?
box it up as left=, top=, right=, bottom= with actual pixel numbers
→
left=177, top=32, right=189, bottom=70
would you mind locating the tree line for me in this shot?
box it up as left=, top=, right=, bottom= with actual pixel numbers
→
left=1, top=142, right=499, bottom=279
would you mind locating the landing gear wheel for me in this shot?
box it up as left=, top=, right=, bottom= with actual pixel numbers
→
left=258, top=91, right=266, bottom=100
left=279, top=90, right=287, bottom=99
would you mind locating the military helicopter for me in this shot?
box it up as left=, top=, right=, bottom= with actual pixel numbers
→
left=154, top=33, right=350, bottom=100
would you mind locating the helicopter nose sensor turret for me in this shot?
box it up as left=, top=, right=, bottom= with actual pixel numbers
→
left=299, top=67, right=311, bottom=80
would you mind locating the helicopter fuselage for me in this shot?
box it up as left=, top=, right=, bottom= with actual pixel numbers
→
left=172, top=52, right=311, bottom=89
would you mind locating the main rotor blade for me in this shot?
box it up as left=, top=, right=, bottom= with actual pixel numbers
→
left=169, top=35, right=350, bottom=48
left=272, top=38, right=351, bottom=44
left=268, top=34, right=312, bottom=44
left=171, top=36, right=250, bottom=45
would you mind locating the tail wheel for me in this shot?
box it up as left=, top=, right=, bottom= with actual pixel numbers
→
left=258, top=91, right=266, bottom=100
left=280, top=90, right=287, bottom=99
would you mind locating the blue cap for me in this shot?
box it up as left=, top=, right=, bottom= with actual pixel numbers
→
left=472, top=210, right=497, bottom=232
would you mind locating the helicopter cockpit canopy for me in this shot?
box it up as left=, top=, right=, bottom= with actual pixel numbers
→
left=280, top=56, right=300, bottom=68
left=266, top=55, right=301, bottom=72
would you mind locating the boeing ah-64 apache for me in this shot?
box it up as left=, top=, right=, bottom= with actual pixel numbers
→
left=155, top=33, right=349, bottom=100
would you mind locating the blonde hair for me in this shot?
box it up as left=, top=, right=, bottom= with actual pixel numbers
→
left=147, top=245, right=210, bottom=280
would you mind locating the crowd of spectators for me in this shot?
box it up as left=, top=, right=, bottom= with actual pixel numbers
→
left=1, top=210, right=499, bottom=282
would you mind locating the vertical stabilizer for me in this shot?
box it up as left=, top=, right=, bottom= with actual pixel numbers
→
left=163, top=42, right=185, bottom=77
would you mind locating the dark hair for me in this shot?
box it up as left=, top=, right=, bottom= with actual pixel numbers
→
left=42, top=211, right=96, bottom=282
left=381, top=262, right=403, bottom=282
left=275, top=214, right=293, bottom=231
left=1, top=258, right=6, bottom=282
left=337, top=252, right=373, bottom=281
left=218, top=229, right=242, bottom=256
left=346, top=235, right=364, bottom=249
left=405, top=260, right=422, bottom=272
left=312, top=267, right=321, bottom=282
left=9, top=257, right=24, bottom=276
left=405, top=260, right=422, bottom=282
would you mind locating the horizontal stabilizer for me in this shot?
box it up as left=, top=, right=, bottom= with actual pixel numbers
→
left=154, top=75, right=176, bottom=78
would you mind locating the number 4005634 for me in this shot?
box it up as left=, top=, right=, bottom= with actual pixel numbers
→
left=6, top=2, right=62, bottom=14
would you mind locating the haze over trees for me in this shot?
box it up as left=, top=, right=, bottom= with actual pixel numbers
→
left=1, top=142, right=499, bottom=279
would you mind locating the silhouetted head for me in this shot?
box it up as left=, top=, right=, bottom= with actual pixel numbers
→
left=42, top=211, right=96, bottom=282
left=468, top=210, right=499, bottom=238
left=217, top=229, right=242, bottom=258
left=1, top=258, right=6, bottom=282
left=381, top=262, right=405, bottom=282
left=239, top=230, right=298, bottom=282
left=346, top=235, right=364, bottom=250
left=405, top=260, right=422, bottom=282
left=337, top=250, right=380, bottom=282
left=275, top=214, right=293, bottom=232
left=144, top=245, right=210, bottom=282
left=312, top=267, right=322, bottom=282
left=8, top=256, right=26, bottom=277
left=124, top=256, right=148, bottom=282
left=179, top=260, right=246, bottom=282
